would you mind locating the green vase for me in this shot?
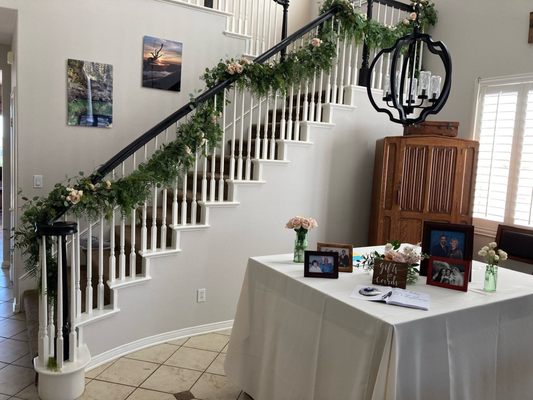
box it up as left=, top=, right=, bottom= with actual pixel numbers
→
left=484, top=264, right=498, bottom=292
left=293, top=230, right=308, bottom=263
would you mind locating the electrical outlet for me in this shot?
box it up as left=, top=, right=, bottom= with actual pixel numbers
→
left=197, top=288, right=207, bottom=303
left=33, top=175, right=43, bottom=188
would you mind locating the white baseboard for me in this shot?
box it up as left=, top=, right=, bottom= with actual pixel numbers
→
left=86, top=319, right=233, bottom=370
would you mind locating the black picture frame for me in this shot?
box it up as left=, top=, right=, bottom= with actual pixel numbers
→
left=426, top=256, right=470, bottom=292
left=420, top=221, right=474, bottom=276
left=304, top=251, right=339, bottom=279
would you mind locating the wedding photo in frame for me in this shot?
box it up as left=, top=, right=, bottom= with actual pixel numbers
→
left=420, top=221, right=474, bottom=276
left=317, top=242, right=353, bottom=272
left=304, top=251, right=339, bottom=279
left=426, top=256, right=470, bottom=292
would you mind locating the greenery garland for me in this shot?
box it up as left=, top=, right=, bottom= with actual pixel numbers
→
left=15, top=0, right=437, bottom=282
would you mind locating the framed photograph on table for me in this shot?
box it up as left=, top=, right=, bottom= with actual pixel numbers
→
left=317, top=242, right=353, bottom=272
left=420, top=222, right=474, bottom=276
left=427, top=256, right=470, bottom=292
left=304, top=251, right=339, bottom=279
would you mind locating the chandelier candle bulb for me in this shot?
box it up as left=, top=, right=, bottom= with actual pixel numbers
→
left=430, top=75, right=442, bottom=100
left=418, top=71, right=431, bottom=98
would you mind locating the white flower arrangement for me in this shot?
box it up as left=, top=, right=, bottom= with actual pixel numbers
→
left=478, top=242, right=508, bottom=265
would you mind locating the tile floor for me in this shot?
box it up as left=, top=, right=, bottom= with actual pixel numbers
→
left=0, top=264, right=252, bottom=400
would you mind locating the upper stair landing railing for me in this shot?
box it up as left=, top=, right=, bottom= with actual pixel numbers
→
left=169, top=0, right=289, bottom=56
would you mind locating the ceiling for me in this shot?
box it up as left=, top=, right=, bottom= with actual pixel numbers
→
left=0, top=7, right=17, bottom=46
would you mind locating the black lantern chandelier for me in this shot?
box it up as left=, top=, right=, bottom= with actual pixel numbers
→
left=366, top=2, right=452, bottom=125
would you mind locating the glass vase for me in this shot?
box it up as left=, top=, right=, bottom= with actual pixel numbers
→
left=293, top=230, right=308, bottom=263
left=484, top=264, right=498, bottom=292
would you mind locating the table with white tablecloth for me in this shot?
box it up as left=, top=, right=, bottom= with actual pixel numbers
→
left=224, top=250, right=533, bottom=400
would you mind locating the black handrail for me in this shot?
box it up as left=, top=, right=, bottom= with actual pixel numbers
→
left=91, top=5, right=339, bottom=182
left=358, top=0, right=412, bottom=86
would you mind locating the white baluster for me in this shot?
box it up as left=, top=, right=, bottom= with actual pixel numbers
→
left=75, top=218, right=81, bottom=318
left=57, top=236, right=64, bottom=369
left=39, top=237, right=49, bottom=368
left=129, top=211, right=136, bottom=277
left=181, top=170, right=188, bottom=225
left=331, top=24, right=341, bottom=103
left=69, top=235, right=77, bottom=362
left=202, top=144, right=208, bottom=204
left=302, top=78, right=310, bottom=123
left=98, top=217, right=105, bottom=308
left=86, top=224, right=93, bottom=313
left=309, top=71, right=317, bottom=122
left=218, top=91, right=227, bottom=201
left=210, top=96, right=217, bottom=201
left=191, top=155, right=198, bottom=225
left=260, top=0, right=267, bottom=52
left=317, top=69, right=324, bottom=121
left=270, top=90, right=278, bottom=159
left=229, top=89, right=238, bottom=179
left=262, top=94, right=270, bottom=159
left=245, top=96, right=254, bottom=178
left=287, top=85, right=294, bottom=140
left=161, top=189, right=168, bottom=249
left=119, top=215, right=126, bottom=279
left=172, top=178, right=179, bottom=226
left=109, top=207, right=116, bottom=283
left=339, top=34, right=347, bottom=104
left=151, top=185, right=158, bottom=249
left=294, top=81, right=302, bottom=141
left=255, top=96, right=262, bottom=157
left=237, top=91, right=245, bottom=179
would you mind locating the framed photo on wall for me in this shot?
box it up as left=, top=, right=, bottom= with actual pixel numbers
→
left=304, top=251, right=339, bottom=279
left=426, top=256, right=470, bottom=292
left=317, top=242, right=353, bottom=272
left=420, top=222, right=474, bottom=276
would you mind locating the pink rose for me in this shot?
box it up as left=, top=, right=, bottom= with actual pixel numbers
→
left=310, top=38, right=322, bottom=48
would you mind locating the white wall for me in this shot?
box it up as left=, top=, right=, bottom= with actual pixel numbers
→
left=0, top=0, right=246, bottom=289
left=426, top=0, right=533, bottom=139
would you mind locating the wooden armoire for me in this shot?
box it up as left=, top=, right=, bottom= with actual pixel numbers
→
left=368, top=135, right=478, bottom=245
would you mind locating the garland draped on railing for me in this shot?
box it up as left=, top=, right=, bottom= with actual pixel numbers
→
left=15, top=0, right=437, bottom=278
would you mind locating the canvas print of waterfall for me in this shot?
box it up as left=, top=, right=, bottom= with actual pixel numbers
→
left=67, top=59, right=113, bottom=128
left=142, top=35, right=182, bottom=92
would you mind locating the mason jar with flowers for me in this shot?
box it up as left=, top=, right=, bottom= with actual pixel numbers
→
left=285, top=216, right=318, bottom=263
left=478, top=242, right=507, bottom=292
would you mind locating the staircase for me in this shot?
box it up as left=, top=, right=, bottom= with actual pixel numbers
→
left=25, top=1, right=407, bottom=398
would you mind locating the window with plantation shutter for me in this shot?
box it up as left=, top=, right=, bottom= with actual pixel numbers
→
left=473, top=74, right=533, bottom=235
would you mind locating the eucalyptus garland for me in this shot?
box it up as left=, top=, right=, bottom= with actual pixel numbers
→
left=15, top=0, right=437, bottom=279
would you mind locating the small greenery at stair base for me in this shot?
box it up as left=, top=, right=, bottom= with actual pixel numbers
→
left=15, top=0, right=438, bottom=287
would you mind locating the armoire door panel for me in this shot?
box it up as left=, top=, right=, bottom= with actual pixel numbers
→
left=459, top=146, right=478, bottom=216
left=399, top=218, right=423, bottom=244
left=399, top=145, right=428, bottom=212
left=383, top=142, right=397, bottom=210
left=427, top=146, right=457, bottom=215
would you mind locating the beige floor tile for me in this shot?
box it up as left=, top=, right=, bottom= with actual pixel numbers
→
left=165, top=346, right=217, bottom=372
left=11, top=330, right=29, bottom=341
left=85, top=360, right=116, bottom=379
left=0, top=394, right=9, bottom=400
left=183, top=333, right=229, bottom=352
left=13, top=383, right=39, bottom=400
left=221, top=343, right=228, bottom=354
left=0, top=318, right=26, bottom=338
left=128, top=388, right=177, bottom=400
left=96, top=358, right=158, bottom=387
left=0, top=338, right=29, bottom=363
left=141, top=365, right=201, bottom=393
left=215, top=328, right=232, bottom=336
left=0, top=303, right=14, bottom=318
left=0, top=362, right=7, bottom=370
left=237, top=391, right=254, bottom=400
left=206, top=353, right=226, bottom=376
left=13, top=353, right=34, bottom=369
left=9, top=312, right=27, bottom=321
left=0, top=365, right=35, bottom=395
left=77, top=380, right=134, bottom=400
left=0, top=288, right=13, bottom=302
left=125, top=343, right=179, bottom=364
left=165, top=337, right=188, bottom=346
left=190, top=373, right=241, bottom=400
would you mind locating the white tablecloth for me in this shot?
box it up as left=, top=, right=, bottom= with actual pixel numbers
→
left=225, top=250, right=533, bottom=400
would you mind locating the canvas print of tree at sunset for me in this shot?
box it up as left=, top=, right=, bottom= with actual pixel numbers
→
left=142, top=35, right=182, bottom=92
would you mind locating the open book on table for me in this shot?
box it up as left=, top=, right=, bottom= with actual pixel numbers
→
left=350, top=285, right=430, bottom=311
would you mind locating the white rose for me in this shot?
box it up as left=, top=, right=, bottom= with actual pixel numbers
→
left=489, top=242, right=497, bottom=249
left=478, top=249, right=488, bottom=257
left=403, top=18, right=410, bottom=26
left=494, top=254, right=499, bottom=262
left=482, top=246, right=489, bottom=251
left=310, top=38, right=322, bottom=48
left=384, top=243, right=394, bottom=251
left=105, top=180, right=112, bottom=189
left=498, top=250, right=508, bottom=260
left=488, top=249, right=496, bottom=257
